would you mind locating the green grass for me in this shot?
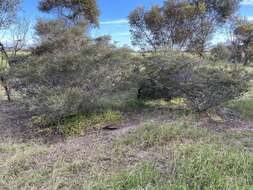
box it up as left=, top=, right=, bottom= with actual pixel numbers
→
left=87, top=145, right=253, bottom=190
left=58, top=110, right=123, bottom=137
left=90, top=122, right=253, bottom=190
left=87, top=163, right=163, bottom=190
left=230, top=80, right=253, bottom=120
left=116, top=121, right=212, bottom=149
left=170, top=143, right=253, bottom=190
left=1, top=120, right=253, bottom=189
left=231, top=99, right=253, bottom=120
left=31, top=109, right=123, bottom=137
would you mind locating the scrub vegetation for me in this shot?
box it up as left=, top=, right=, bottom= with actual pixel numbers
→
left=0, top=0, right=253, bottom=189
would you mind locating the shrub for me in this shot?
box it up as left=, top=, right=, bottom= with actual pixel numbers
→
left=136, top=53, right=196, bottom=100
left=9, top=24, right=133, bottom=124
left=136, top=53, right=249, bottom=112
left=210, top=43, right=231, bottom=62
left=178, top=67, right=249, bottom=112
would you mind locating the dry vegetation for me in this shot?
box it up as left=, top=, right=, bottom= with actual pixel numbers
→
left=0, top=0, right=253, bottom=189
left=0, top=81, right=253, bottom=189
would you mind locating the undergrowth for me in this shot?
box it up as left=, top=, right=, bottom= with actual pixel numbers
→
left=58, top=110, right=123, bottom=137
left=31, top=110, right=123, bottom=137
left=230, top=80, right=253, bottom=120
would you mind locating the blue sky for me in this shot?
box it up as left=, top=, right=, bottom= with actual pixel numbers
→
left=20, top=0, right=253, bottom=46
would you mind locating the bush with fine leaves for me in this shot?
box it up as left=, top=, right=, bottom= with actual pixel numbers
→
left=9, top=20, right=133, bottom=123
left=137, top=53, right=249, bottom=112
left=177, top=67, right=249, bottom=111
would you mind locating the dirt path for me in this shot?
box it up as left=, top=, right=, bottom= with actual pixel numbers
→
left=1, top=99, right=252, bottom=145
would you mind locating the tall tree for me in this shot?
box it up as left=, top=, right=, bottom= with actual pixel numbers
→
left=39, top=0, right=100, bottom=26
left=129, top=6, right=165, bottom=52
left=129, top=0, right=241, bottom=55
left=233, top=19, right=253, bottom=65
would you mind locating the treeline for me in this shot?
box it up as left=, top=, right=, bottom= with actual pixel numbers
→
left=211, top=19, right=253, bottom=65
left=0, top=0, right=252, bottom=130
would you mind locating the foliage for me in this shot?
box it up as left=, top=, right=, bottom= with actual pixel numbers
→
left=9, top=20, right=133, bottom=124
left=232, top=19, right=253, bottom=65
left=210, top=43, right=231, bottom=62
left=230, top=81, right=253, bottom=120
left=136, top=54, right=249, bottom=112
left=136, top=53, right=195, bottom=100
left=39, top=0, right=100, bottom=26
left=0, top=0, right=21, bottom=28
left=33, top=19, right=90, bottom=55
left=128, top=0, right=240, bottom=55
left=179, top=67, right=249, bottom=111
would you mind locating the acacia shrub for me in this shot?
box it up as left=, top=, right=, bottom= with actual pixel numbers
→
left=136, top=53, right=249, bottom=112
left=9, top=38, right=133, bottom=124
left=136, top=53, right=198, bottom=100
left=177, top=67, right=249, bottom=112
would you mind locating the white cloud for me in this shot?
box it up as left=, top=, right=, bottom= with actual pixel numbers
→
left=100, top=19, right=128, bottom=25
left=241, top=0, right=253, bottom=5
left=246, top=16, right=253, bottom=20
left=112, top=32, right=130, bottom=36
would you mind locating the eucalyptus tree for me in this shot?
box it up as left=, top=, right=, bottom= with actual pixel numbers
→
left=129, top=0, right=241, bottom=55
left=233, top=19, right=253, bottom=65
left=38, top=0, right=100, bottom=26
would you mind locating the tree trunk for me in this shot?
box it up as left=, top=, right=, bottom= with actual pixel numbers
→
left=0, top=43, right=11, bottom=102
left=0, top=76, right=11, bottom=102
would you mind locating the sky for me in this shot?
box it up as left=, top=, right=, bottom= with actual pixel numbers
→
left=20, top=0, right=253, bottom=47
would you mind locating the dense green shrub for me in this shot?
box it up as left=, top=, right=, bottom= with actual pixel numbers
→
left=136, top=53, right=249, bottom=112
left=9, top=21, right=133, bottom=124
left=178, top=67, right=249, bottom=111
left=136, top=53, right=196, bottom=100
